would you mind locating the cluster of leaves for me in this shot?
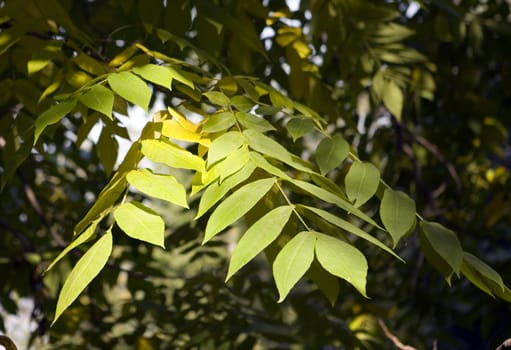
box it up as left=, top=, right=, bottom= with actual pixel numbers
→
left=1, top=0, right=511, bottom=348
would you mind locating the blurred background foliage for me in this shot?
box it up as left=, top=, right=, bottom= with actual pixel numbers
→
left=0, top=0, right=510, bottom=348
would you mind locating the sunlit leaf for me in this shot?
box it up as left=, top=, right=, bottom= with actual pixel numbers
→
left=380, top=189, right=416, bottom=247
left=273, top=231, right=315, bottom=302
left=141, top=139, right=205, bottom=172
left=315, top=232, right=368, bottom=297
left=207, top=131, right=245, bottom=167
left=79, top=85, right=114, bottom=119
left=127, top=169, right=188, bottom=208
left=315, top=135, right=349, bottom=175
left=227, top=205, right=294, bottom=280
left=202, top=112, right=236, bottom=133
left=231, top=95, right=253, bottom=112
left=345, top=162, right=380, bottom=207
left=108, top=71, right=151, bottom=112
left=203, top=177, right=276, bottom=243
left=133, top=64, right=174, bottom=89
left=114, top=201, right=165, bottom=248
left=34, top=100, right=77, bottom=143
left=53, top=231, right=112, bottom=324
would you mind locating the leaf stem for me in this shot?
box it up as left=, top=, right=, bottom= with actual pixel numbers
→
left=275, top=180, right=312, bottom=232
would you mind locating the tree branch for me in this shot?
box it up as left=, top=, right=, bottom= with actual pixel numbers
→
left=378, top=319, right=417, bottom=350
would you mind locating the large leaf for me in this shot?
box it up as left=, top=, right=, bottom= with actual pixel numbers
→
left=286, top=118, right=315, bottom=141
left=227, top=205, right=294, bottom=281
left=34, top=100, right=77, bottom=143
left=79, top=85, right=114, bottom=119
left=202, top=112, right=236, bottom=133
left=419, top=221, right=463, bottom=281
left=315, top=232, right=368, bottom=297
left=195, top=162, right=256, bottom=218
left=345, top=162, right=380, bottom=207
left=107, top=71, right=151, bottom=112
left=207, top=131, right=245, bottom=166
left=127, top=169, right=188, bottom=208
left=114, top=201, right=165, bottom=248
left=273, top=231, right=315, bottom=302
left=315, top=135, right=349, bottom=175
left=380, top=189, right=416, bottom=247
left=133, top=64, right=174, bottom=89
left=300, top=206, right=402, bottom=261
left=203, top=177, right=276, bottom=243
left=53, top=231, right=112, bottom=324
left=141, top=139, right=205, bottom=172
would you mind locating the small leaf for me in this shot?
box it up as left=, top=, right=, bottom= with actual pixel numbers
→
left=315, top=232, right=368, bottom=297
left=196, top=162, right=256, bottom=219
left=419, top=221, right=463, bottom=280
left=236, top=111, right=276, bottom=132
left=202, top=112, right=236, bottom=133
left=207, top=131, right=245, bottom=167
left=107, top=71, right=151, bottom=112
left=231, top=95, right=254, bottom=112
left=79, top=85, right=114, bottom=119
left=345, top=162, right=380, bottom=207
left=133, top=64, right=173, bottom=89
left=461, top=252, right=504, bottom=297
left=203, top=91, right=231, bottom=106
left=380, top=189, right=416, bottom=247
left=114, top=201, right=165, bottom=248
left=141, top=139, right=205, bottom=172
left=203, top=177, right=276, bottom=243
left=53, top=231, right=112, bottom=324
left=383, top=80, right=403, bottom=120
left=34, top=100, right=77, bottom=143
left=227, top=205, right=294, bottom=280
left=45, top=221, right=98, bottom=274
left=127, top=169, right=188, bottom=208
left=273, top=231, right=315, bottom=302
left=315, top=135, right=349, bottom=175
left=286, top=118, right=315, bottom=141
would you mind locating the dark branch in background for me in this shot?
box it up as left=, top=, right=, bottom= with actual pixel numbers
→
left=0, top=218, right=33, bottom=250
left=16, top=170, right=66, bottom=248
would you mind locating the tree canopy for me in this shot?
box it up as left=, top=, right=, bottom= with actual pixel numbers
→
left=1, top=0, right=511, bottom=349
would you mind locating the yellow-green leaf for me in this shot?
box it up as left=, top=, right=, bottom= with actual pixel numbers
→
left=202, top=111, right=236, bottom=133
left=207, top=131, right=245, bottom=167
left=34, top=100, right=77, bottom=144
left=273, top=231, right=315, bottom=302
left=127, top=169, right=188, bottom=208
left=315, top=232, right=368, bottom=297
left=227, top=205, right=293, bottom=281
left=108, top=71, right=151, bottom=112
left=380, top=189, right=416, bottom=247
left=286, top=118, right=315, bottom=141
left=133, top=64, right=174, bottom=90
left=141, top=139, right=205, bottom=172
left=315, top=135, right=349, bottom=175
left=203, top=177, right=276, bottom=243
left=53, top=231, right=112, bottom=324
left=345, top=162, right=380, bottom=207
left=79, top=85, right=114, bottom=119
left=383, top=80, right=403, bottom=120
left=114, top=201, right=165, bottom=248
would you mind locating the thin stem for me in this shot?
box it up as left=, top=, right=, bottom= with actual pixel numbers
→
left=275, top=180, right=312, bottom=232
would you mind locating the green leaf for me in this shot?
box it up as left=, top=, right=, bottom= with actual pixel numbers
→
left=141, top=139, right=205, bottom=172
left=203, top=91, right=231, bottom=106
left=249, top=152, right=291, bottom=181
left=286, top=118, right=315, bottom=141
left=273, top=231, right=315, bottom=302
left=133, top=64, right=174, bottom=89
left=196, top=161, right=256, bottom=219
left=207, top=131, right=245, bottom=167
left=203, top=177, right=276, bottom=243
left=127, top=169, right=188, bottom=208
left=53, top=231, right=112, bottom=324
left=216, top=146, right=250, bottom=182
left=383, top=80, right=403, bottom=120
left=45, top=221, right=98, bottom=274
left=107, top=71, right=151, bottom=112
left=419, top=221, right=463, bottom=280
left=227, top=205, right=294, bottom=281
left=290, top=179, right=382, bottom=228
left=34, top=100, right=77, bottom=143
left=236, top=111, right=276, bottom=132
left=461, top=252, right=504, bottom=297
left=345, top=162, right=380, bottom=207
left=79, top=85, right=114, bottom=119
left=202, top=112, right=236, bottom=133
left=114, top=201, right=165, bottom=248
left=231, top=95, right=254, bottom=112
left=306, top=260, right=339, bottom=306
left=315, top=135, right=349, bottom=175
left=96, top=130, right=118, bottom=177
left=315, top=232, right=368, bottom=297
left=300, top=206, right=402, bottom=261
left=380, top=189, right=416, bottom=247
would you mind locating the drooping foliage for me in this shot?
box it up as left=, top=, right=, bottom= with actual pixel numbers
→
left=1, top=0, right=511, bottom=349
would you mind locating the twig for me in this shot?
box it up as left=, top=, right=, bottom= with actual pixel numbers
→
left=378, top=319, right=417, bottom=350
